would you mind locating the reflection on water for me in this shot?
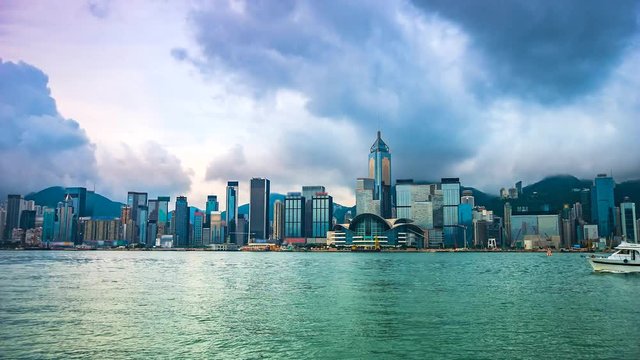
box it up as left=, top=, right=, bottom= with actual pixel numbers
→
left=0, top=251, right=639, bottom=359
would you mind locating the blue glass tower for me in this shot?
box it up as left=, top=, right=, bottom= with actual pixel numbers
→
left=225, top=181, right=239, bottom=244
left=442, top=178, right=461, bottom=248
left=42, top=208, right=55, bottom=243
left=174, top=196, right=189, bottom=247
left=591, top=174, right=615, bottom=238
left=368, top=131, right=392, bottom=218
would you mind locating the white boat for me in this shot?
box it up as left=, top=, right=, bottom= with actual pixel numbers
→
left=588, top=242, right=640, bottom=273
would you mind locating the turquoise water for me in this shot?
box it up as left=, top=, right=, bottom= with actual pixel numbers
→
left=0, top=251, right=639, bottom=359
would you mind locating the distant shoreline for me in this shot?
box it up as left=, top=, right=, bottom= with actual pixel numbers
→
left=0, top=247, right=603, bottom=253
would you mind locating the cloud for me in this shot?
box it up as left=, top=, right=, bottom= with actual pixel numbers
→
left=202, top=89, right=365, bottom=198
left=181, top=0, right=640, bottom=194
left=411, top=0, right=640, bottom=103
left=0, top=59, right=97, bottom=197
left=87, top=0, right=112, bottom=19
left=97, top=141, right=193, bottom=200
left=184, top=0, right=485, bottom=185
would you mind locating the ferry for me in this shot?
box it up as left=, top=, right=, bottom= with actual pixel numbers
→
left=588, top=242, right=640, bottom=273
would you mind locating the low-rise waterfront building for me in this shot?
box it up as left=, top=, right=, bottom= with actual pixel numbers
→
left=332, top=213, right=425, bottom=249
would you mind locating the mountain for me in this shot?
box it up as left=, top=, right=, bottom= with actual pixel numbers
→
left=20, top=175, right=640, bottom=221
left=615, top=180, right=640, bottom=205
left=25, top=186, right=123, bottom=217
left=471, top=175, right=640, bottom=216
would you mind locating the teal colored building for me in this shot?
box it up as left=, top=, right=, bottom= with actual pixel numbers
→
left=591, top=174, right=615, bottom=238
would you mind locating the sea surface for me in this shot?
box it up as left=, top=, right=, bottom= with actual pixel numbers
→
left=0, top=251, right=639, bottom=359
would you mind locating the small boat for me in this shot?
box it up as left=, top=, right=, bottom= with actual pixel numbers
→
left=588, top=242, right=640, bottom=273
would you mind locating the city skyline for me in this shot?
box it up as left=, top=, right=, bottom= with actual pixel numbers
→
left=2, top=0, right=640, bottom=209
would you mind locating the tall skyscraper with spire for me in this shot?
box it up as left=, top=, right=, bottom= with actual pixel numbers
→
left=368, top=131, right=392, bottom=218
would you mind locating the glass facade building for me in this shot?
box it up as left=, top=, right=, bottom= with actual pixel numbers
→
left=56, top=195, right=75, bottom=243
left=303, top=186, right=325, bottom=237
left=332, top=214, right=425, bottom=248
left=147, top=199, right=159, bottom=222
left=42, top=208, right=55, bottom=243
left=157, top=196, right=170, bottom=224
left=442, top=178, right=461, bottom=248
left=4, top=195, right=22, bottom=240
left=394, top=180, right=434, bottom=229
left=209, top=211, right=224, bottom=244
left=137, top=205, right=148, bottom=245
left=368, top=131, right=392, bottom=218
left=193, top=211, right=204, bottom=246
left=249, top=178, right=270, bottom=241
left=127, top=191, right=148, bottom=243
left=311, top=193, right=333, bottom=238
left=621, top=201, right=637, bottom=242
left=284, top=192, right=304, bottom=238
left=591, top=174, right=615, bottom=238
left=65, top=187, right=87, bottom=217
left=174, top=196, right=189, bottom=247
left=225, top=181, right=239, bottom=243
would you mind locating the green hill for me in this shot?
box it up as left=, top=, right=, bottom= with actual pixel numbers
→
left=25, top=187, right=123, bottom=218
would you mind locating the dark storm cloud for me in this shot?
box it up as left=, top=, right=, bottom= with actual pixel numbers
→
left=186, top=0, right=481, bottom=182
left=412, top=0, right=640, bottom=102
left=184, top=0, right=640, bottom=190
left=0, top=59, right=97, bottom=196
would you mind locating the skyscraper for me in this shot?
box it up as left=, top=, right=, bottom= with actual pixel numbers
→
left=120, top=205, right=133, bottom=242
left=394, top=179, right=434, bottom=228
left=156, top=196, right=170, bottom=236
left=205, top=195, right=219, bottom=226
left=0, top=206, right=6, bottom=241
left=19, top=210, right=36, bottom=231
left=174, top=196, right=189, bottom=247
left=210, top=211, right=224, bottom=244
left=273, top=200, right=284, bottom=243
left=311, top=192, right=333, bottom=239
left=225, top=181, right=239, bottom=243
left=368, top=131, right=392, bottom=218
left=65, top=187, right=87, bottom=217
left=56, top=194, right=75, bottom=243
left=148, top=199, right=159, bottom=222
left=5, top=195, right=22, bottom=241
left=137, top=205, right=148, bottom=246
left=284, top=192, right=305, bottom=240
left=620, top=200, right=637, bottom=243
left=591, top=174, right=615, bottom=238
left=157, top=196, right=170, bottom=224
left=193, top=211, right=204, bottom=246
left=442, top=178, right=461, bottom=248
left=504, top=202, right=512, bottom=247
left=127, top=191, right=148, bottom=242
left=249, top=178, right=270, bottom=241
left=303, top=186, right=325, bottom=237
left=356, top=178, right=379, bottom=216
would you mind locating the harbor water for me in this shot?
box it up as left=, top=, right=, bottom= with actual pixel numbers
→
left=0, top=251, right=639, bottom=359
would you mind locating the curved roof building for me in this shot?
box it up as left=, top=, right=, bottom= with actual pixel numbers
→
left=332, top=213, right=425, bottom=248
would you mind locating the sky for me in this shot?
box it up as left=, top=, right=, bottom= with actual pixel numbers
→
left=1, top=0, right=639, bottom=209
